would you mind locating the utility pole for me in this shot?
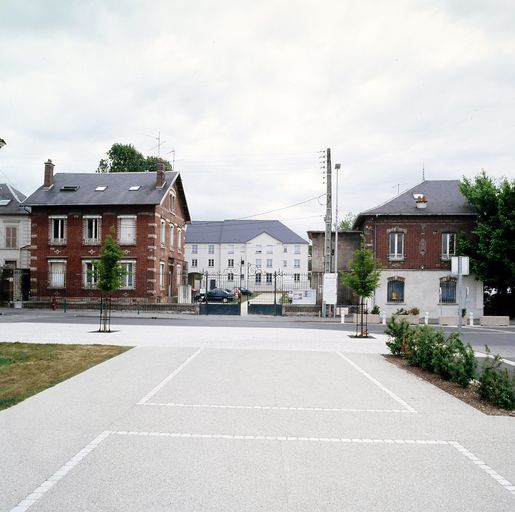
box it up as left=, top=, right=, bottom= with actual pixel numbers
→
left=323, top=148, right=332, bottom=317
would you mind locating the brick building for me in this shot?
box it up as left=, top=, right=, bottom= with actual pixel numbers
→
left=23, top=160, right=190, bottom=302
left=354, top=180, right=483, bottom=318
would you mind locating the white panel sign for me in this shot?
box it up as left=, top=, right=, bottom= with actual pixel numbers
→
left=323, top=272, right=338, bottom=304
left=291, top=289, right=316, bottom=304
left=451, top=256, right=469, bottom=276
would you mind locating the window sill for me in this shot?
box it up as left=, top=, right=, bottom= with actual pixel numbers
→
left=387, top=301, right=405, bottom=305
left=388, top=256, right=404, bottom=261
left=49, top=240, right=67, bottom=246
left=83, top=240, right=101, bottom=246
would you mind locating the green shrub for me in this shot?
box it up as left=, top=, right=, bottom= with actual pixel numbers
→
left=371, top=305, right=380, bottom=315
left=432, top=333, right=476, bottom=387
left=405, top=325, right=442, bottom=370
left=408, top=307, right=420, bottom=316
left=477, top=347, right=515, bottom=409
left=385, top=316, right=411, bottom=355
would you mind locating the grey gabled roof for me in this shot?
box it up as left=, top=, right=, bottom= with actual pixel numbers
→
left=354, top=180, right=475, bottom=228
left=186, top=220, right=309, bottom=244
left=23, top=171, right=180, bottom=207
left=0, top=183, right=28, bottom=215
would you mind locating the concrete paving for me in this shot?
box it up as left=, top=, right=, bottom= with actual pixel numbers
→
left=1, top=318, right=514, bottom=511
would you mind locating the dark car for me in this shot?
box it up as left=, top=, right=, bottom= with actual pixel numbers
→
left=197, top=288, right=237, bottom=302
left=236, top=287, right=252, bottom=297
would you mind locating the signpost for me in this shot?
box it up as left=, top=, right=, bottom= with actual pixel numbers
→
left=451, top=256, right=469, bottom=332
left=323, top=273, right=337, bottom=312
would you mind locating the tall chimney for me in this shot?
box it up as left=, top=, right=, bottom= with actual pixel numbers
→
left=44, top=159, right=54, bottom=188
left=156, top=159, right=165, bottom=188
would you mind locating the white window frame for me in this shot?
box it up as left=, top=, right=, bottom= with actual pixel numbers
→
left=266, top=259, right=272, bottom=268
left=227, top=272, right=234, bottom=282
left=255, top=244, right=262, bottom=254
left=120, top=260, right=136, bottom=290
left=228, top=258, right=234, bottom=268
left=294, top=259, right=300, bottom=268
left=177, top=264, right=182, bottom=286
left=208, top=244, right=214, bottom=254
left=294, top=273, right=300, bottom=282
left=177, top=228, right=182, bottom=252
left=294, top=244, right=300, bottom=254
left=283, top=260, right=287, bottom=268
left=266, top=272, right=273, bottom=284
left=208, top=259, right=214, bottom=267
left=191, top=244, right=198, bottom=254
left=83, top=215, right=101, bottom=245
left=256, top=258, right=262, bottom=268
left=170, top=192, right=176, bottom=214
left=160, top=220, right=166, bottom=246
left=389, top=232, right=404, bottom=260
left=228, top=244, right=234, bottom=254
left=255, top=273, right=262, bottom=284
left=170, top=225, right=175, bottom=250
left=82, top=259, right=98, bottom=288
left=48, top=259, right=66, bottom=288
left=118, top=215, right=137, bottom=246
left=49, top=216, right=67, bottom=245
left=441, top=232, right=456, bottom=260
left=160, top=261, right=165, bottom=288
left=5, top=225, right=18, bottom=249
left=191, top=259, right=198, bottom=268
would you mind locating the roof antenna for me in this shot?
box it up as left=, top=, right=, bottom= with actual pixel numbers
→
left=422, top=161, right=425, bottom=181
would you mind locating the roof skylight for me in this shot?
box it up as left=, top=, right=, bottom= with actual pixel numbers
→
left=0, top=199, right=11, bottom=206
left=95, top=186, right=108, bottom=191
left=60, top=185, right=79, bottom=192
left=129, top=185, right=141, bottom=191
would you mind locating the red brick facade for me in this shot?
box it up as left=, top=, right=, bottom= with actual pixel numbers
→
left=361, top=216, right=475, bottom=270
left=29, top=183, right=189, bottom=302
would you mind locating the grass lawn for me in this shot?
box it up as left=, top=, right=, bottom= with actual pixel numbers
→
left=0, top=342, right=131, bottom=411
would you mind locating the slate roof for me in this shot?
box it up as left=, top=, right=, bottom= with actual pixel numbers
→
left=186, top=220, right=308, bottom=244
left=354, top=180, right=475, bottom=228
left=0, top=183, right=28, bottom=215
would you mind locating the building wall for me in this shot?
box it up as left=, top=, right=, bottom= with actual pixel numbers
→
left=374, top=269, right=484, bottom=319
left=0, top=214, right=31, bottom=268
left=30, top=183, right=188, bottom=301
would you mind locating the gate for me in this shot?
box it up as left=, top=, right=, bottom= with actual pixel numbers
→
left=198, top=272, right=241, bottom=315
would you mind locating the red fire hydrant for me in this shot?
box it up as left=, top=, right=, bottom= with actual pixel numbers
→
left=51, top=295, right=57, bottom=311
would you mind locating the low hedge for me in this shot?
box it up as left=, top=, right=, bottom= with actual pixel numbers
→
left=385, top=318, right=513, bottom=409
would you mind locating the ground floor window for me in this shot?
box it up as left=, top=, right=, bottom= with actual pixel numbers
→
left=227, top=272, right=234, bottom=282
left=48, top=260, right=66, bottom=288
left=82, top=260, right=98, bottom=288
left=294, top=273, right=300, bottom=282
left=266, top=273, right=272, bottom=284
left=120, top=260, right=136, bottom=289
left=440, top=277, right=457, bottom=303
left=255, top=273, right=261, bottom=284
left=387, top=279, right=404, bottom=302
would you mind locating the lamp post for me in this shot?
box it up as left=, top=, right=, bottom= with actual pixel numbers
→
left=334, top=163, right=341, bottom=317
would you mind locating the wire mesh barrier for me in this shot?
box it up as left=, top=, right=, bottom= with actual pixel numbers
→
left=198, top=271, right=312, bottom=316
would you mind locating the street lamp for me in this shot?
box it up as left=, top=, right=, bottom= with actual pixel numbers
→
left=334, top=163, right=341, bottom=317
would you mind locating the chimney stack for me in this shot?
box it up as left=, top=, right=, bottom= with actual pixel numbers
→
left=156, top=159, right=165, bottom=188
left=44, top=159, right=54, bottom=188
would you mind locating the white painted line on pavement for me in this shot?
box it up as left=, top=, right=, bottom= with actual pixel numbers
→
left=137, top=347, right=204, bottom=404
left=449, top=442, right=515, bottom=497
left=474, top=351, right=515, bottom=367
left=142, top=402, right=411, bottom=413
left=9, top=431, right=112, bottom=512
left=336, top=352, right=417, bottom=413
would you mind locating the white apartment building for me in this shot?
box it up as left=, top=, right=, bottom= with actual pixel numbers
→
left=0, top=184, right=30, bottom=269
left=185, top=220, right=309, bottom=291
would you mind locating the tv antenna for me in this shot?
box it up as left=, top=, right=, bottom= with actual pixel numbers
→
left=144, top=132, right=167, bottom=157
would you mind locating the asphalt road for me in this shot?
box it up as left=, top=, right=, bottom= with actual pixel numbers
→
left=2, top=308, right=514, bottom=364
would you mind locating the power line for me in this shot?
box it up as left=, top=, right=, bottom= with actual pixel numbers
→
left=230, top=194, right=326, bottom=220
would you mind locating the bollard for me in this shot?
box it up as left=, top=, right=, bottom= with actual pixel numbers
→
left=424, top=312, right=429, bottom=325
left=381, top=312, right=387, bottom=325
left=469, top=311, right=474, bottom=326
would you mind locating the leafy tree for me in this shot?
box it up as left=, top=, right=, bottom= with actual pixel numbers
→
left=459, top=171, right=515, bottom=316
left=341, top=243, right=381, bottom=336
left=95, top=230, right=125, bottom=332
left=95, top=231, right=125, bottom=292
left=335, top=212, right=357, bottom=231
left=97, top=143, right=173, bottom=173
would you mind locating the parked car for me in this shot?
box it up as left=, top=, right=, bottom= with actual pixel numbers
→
left=234, top=287, right=252, bottom=297
left=196, top=288, right=237, bottom=302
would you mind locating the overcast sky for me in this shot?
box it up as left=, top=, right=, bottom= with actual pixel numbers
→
left=1, top=0, right=514, bottom=239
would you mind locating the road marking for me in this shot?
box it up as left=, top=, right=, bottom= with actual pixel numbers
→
left=449, top=442, right=515, bottom=497
left=142, top=402, right=411, bottom=413
left=137, top=347, right=204, bottom=404
left=463, top=326, right=515, bottom=335
left=9, top=431, right=112, bottom=512
left=336, top=352, right=417, bottom=413
left=474, top=351, right=515, bottom=367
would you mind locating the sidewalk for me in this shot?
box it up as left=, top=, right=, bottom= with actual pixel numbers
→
left=1, top=322, right=515, bottom=511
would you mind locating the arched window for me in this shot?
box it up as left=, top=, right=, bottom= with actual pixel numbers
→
left=440, top=277, right=457, bottom=303
left=387, top=277, right=405, bottom=303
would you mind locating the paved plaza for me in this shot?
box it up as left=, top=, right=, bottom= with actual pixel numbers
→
left=1, top=316, right=514, bottom=511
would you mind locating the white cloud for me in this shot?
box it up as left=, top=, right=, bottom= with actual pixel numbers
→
left=0, top=0, right=514, bottom=238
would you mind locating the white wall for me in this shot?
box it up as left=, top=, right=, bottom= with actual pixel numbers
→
left=0, top=215, right=31, bottom=268
left=373, top=269, right=484, bottom=319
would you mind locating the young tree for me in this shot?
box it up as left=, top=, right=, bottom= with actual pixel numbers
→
left=95, top=231, right=125, bottom=331
left=335, top=212, right=357, bottom=231
left=459, top=172, right=515, bottom=316
left=341, top=244, right=381, bottom=336
left=97, top=143, right=173, bottom=173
